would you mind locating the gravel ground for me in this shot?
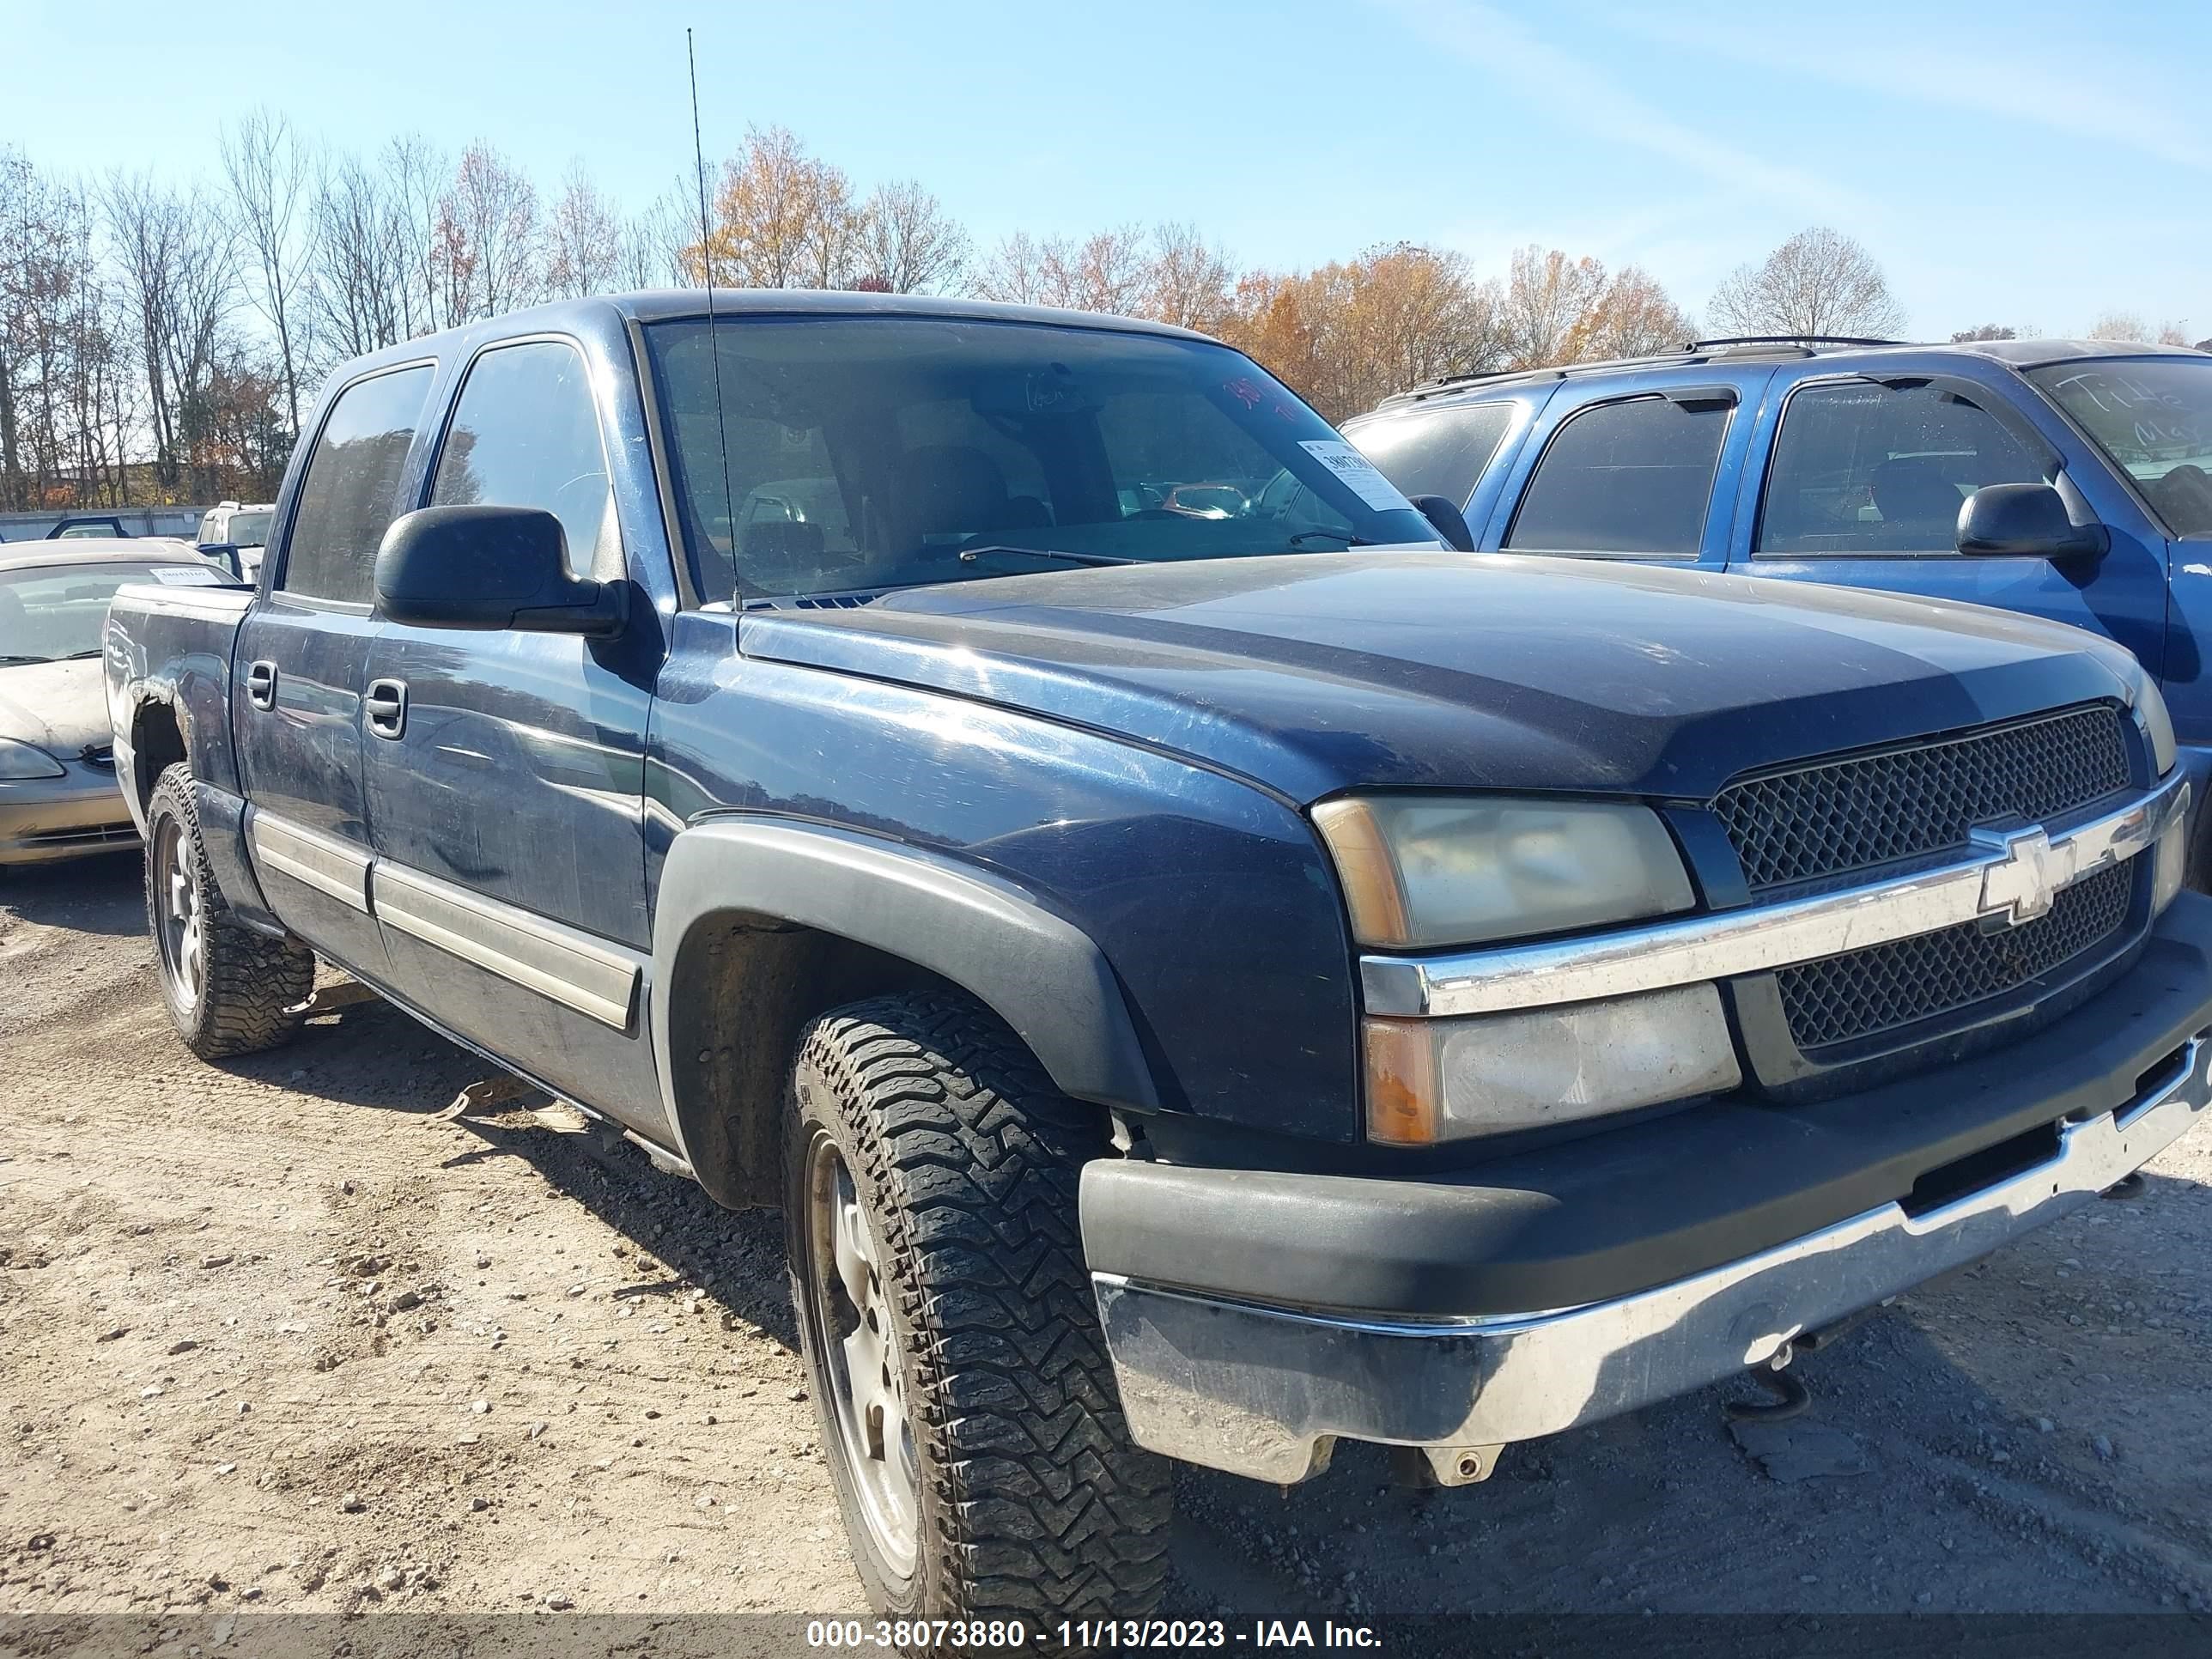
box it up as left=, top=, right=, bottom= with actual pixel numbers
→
left=3, top=854, right=2212, bottom=1649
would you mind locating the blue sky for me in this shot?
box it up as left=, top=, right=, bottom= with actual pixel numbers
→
left=7, top=0, right=2206, bottom=339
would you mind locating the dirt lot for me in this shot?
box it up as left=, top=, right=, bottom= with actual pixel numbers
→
left=4, top=854, right=2212, bottom=1647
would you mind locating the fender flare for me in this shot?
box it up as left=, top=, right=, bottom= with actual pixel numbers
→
left=648, top=816, right=1162, bottom=1178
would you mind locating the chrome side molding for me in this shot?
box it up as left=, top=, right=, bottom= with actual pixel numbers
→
left=371, top=860, right=643, bottom=1032
left=1363, top=773, right=2189, bottom=1019
left=248, top=809, right=373, bottom=913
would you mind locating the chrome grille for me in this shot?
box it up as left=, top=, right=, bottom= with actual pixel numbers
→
left=1776, top=860, right=2134, bottom=1052
left=1713, top=706, right=2130, bottom=894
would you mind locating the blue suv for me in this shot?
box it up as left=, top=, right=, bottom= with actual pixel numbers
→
left=1344, top=337, right=2212, bottom=868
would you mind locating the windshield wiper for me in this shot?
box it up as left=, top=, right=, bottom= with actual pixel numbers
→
left=61, top=648, right=104, bottom=660
left=957, top=544, right=1136, bottom=568
left=1285, top=528, right=1377, bottom=548
left=0, top=654, right=48, bottom=665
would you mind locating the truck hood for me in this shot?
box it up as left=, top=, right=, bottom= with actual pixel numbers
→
left=0, top=658, right=111, bottom=757
left=738, top=553, right=2142, bottom=802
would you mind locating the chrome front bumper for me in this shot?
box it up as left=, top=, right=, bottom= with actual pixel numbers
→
left=1092, top=1030, right=2209, bottom=1486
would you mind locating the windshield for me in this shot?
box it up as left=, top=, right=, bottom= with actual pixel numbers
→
left=226, top=511, right=273, bottom=547
left=643, top=316, right=1434, bottom=604
left=2028, top=358, right=2212, bottom=537
left=0, top=562, right=220, bottom=664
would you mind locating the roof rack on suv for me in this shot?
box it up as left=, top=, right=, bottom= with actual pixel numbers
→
left=1682, top=334, right=1904, bottom=350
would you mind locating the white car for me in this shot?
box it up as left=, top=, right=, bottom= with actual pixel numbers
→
left=197, top=501, right=277, bottom=580
left=0, top=540, right=229, bottom=866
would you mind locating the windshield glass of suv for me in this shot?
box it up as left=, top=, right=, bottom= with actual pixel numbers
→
left=226, top=511, right=273, bottom=547
left=643, top=315, right=1434, bottom=603
left=0, top=562, right=216, bottom=664
left=2029, top=359, right=2212, bottom=537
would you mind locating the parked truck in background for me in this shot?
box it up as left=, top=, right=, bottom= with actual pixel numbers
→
left=104, top=292, right=2212, bottom=1625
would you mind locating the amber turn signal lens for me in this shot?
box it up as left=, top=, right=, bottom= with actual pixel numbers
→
left=1363, top=1017, right=1440, bottom=1146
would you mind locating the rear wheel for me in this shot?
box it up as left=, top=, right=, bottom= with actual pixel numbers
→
left=145, top=763, right=314, bottom=1058
left=784, top=991, right=1172, bottom=1625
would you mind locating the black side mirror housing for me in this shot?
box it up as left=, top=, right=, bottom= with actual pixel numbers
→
left=374, top=505, right=627, bottom=635
left=1409, top=493, right=1477, bottom=552
left=1956, top=483, right=2109, bottom=561
left=196, top=542, right=244, bottom=581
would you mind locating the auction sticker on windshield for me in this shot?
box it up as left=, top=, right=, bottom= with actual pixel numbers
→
left=1298, top=440, right=1411, bottom=511
left=148, top=566, right=223, bottom=585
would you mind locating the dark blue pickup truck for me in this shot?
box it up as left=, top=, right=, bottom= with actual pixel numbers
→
left=104, top=294, right=2212, bottom=1625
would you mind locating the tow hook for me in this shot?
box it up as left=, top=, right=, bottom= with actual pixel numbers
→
left=1725, top=1340, right=1812, bottom=1422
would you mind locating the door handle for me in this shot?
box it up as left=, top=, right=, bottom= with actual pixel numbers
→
left=365, top=678, right=408, bottom=740
left=246, top=659, right=277, bottom=710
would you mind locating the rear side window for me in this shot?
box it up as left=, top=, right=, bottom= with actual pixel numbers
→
left=280, top=365, right=434, bottom=603
left=1758, top=380, right=2053, bottom=556
left=1348, top=404, right=1515, bottom=505
left=1505, top=396, right=1729, bottom=556
left=431, top=341, right=615, bottom=578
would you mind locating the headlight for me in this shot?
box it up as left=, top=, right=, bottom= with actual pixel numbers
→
left=0, top=738, right=65, bottom=781
left=1313, top=794, right=1696, bottom=949
left=1364, top=985, right=1741, bottom=1145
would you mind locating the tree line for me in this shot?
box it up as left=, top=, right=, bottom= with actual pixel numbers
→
left=1, top=118, right=2196, bottom=515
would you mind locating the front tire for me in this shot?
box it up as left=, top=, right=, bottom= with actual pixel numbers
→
left=144, top=763, right=314, bottom=1058
left=784, top=992, right=1172, bottom=1625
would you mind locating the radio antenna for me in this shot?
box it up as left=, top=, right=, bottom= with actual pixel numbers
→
left=687, top=27, right=738, bottom=599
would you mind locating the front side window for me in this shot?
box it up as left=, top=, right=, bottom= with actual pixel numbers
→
left=280, top=364, right=434, bottom=603
left=1347, top=403, right=1516, bottom=506
left=226, top=511, right=274, bottom=548
left=2027, top=359, right=2212, bottom=538
left=642, top=316, right=1433, bottom=605
left=1, top=562, right=222, bottom=665
left=1758, top=380, right=2053, bottom=556
left=431, top=340, right=615, bottom=577
left=1505, top=395, right=1730, bottom=557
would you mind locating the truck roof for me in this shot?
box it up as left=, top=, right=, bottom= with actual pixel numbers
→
left=1361, top=336, right=2209, bottom=416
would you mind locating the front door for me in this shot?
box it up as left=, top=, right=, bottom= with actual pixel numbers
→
left=236, top=361, right=437, bottom=973
left=1726, top=372, right=2170, bottom=676
left=360, top=337, right=661, bottom=1130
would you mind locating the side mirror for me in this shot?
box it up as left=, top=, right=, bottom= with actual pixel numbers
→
left=1409, top=493, right=1476, bottom=553
left=196, top=542, right=244, bottom=581
left=374, top=505, right=626, bottom=635
left=1956, top=483, right=2109, bottom=561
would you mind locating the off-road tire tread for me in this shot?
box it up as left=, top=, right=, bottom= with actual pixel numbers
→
left=146, top=763, right=314, bottom=1059
left=789, top=991, right=1173, bottom=1624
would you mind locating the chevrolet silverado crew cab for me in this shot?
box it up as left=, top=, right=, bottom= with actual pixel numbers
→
left=1344, top=337, right=2212, bottom=877
left=106, top=293, right=2212, bottom=1625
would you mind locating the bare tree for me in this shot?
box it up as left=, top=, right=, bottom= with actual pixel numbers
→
left=544, top=166, right=623, bottom=299
left=1951, top=324, right=2018, bottom=342
left=382, top=134, right=450, bottom=337
left=972, top=231, right=1051, bottom=305
left=103, top=172, right=238, bottom=494
left=1574, top=265, right=1694, bottom=360
left=857, top=179, right=969, bottom=295
left=1707, top=227, right=1905, bottom=341
left=219, top=109, right=315, bottom=436
left=2089, top=312, right=2150, bottom=342
left=1146, top=222, right=1237, bottom=332
left=439, top=143, right=542, bottom=322
left=620, top=184, right=698, bottom=289
left=309, top=150, right=409, bottom=360
left=1502, top=246, right=1609, bottom=367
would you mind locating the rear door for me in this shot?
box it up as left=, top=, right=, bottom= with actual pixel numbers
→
left=1476, top=363, right=1780, bottom=570
left=235, top=361, right=434, bottom=971
left=360, top=335, right=660, bottom=1125
left=1725, top=367, right=2169, bottom=673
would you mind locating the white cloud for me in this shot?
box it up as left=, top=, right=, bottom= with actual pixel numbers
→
left=1370, top=0, right=1877, bottom=223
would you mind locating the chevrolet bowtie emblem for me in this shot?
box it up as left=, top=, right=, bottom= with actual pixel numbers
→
left=1972, top=823, right=2067, bottom=927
